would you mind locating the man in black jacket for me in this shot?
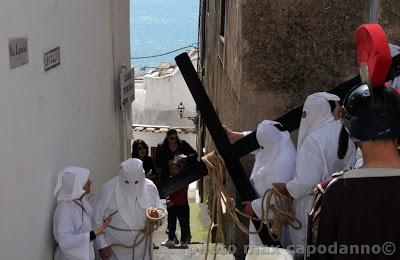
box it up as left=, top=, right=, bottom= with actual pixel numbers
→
left=155, top=129, right=198, bottom=182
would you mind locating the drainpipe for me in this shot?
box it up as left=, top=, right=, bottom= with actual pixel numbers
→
left=369, top=0, right=379, bottom=23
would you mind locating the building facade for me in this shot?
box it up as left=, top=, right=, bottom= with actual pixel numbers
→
left=197, top=0, right=400, bottom=257
left=0, top=0, right=130, bottom=258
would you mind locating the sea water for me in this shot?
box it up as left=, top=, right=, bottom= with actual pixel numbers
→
left=130, top=0, right=199, bottom=68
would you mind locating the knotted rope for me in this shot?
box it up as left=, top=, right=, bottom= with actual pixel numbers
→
left=107, top=208, right=167, bottom=260
left=201, top=152, right=301, bottom=259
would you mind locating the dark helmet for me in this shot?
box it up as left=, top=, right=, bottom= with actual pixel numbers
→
left=342, top=84, right=400, bottom=141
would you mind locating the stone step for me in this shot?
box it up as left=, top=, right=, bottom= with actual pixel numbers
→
left=154, top=243, right=234, bottom=259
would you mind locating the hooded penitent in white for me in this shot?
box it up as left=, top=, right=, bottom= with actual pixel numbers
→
left=286, top=93, right=356, bottom=251
left=244, top=121, right=296, bottom=247
left=53, top=167, right=95, bottom=260
left=297, top=92, right=340, bottom=150
left=93, top=158, right=162, bottom=260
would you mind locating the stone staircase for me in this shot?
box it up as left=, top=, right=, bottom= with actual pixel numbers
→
left=152, top=202, right=234, bottom=260
left=151, top=193, right=293, bottom=259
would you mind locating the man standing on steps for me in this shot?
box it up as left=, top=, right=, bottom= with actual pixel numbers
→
left=155, top=128, right=198, bottom=244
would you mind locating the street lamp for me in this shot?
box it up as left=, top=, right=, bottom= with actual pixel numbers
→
left=177, top=102, right=198, bottom=124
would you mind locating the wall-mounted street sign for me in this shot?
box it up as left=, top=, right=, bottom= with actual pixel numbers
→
left=9, top=37, right=29, bottom=69
left=43, top=47, right=61, bottom=72
left=120, top=66, right=135, bottom=109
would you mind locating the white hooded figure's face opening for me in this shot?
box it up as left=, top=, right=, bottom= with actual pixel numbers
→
left=118, top=158, right=145, bottom=199
left=256, top=121, right=283, bottom=150
left=114, top=158, right=149, bottom=231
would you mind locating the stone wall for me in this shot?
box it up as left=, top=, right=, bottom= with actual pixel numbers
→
left=378, top=0, right=400, bottom=45
left=0, top=0, right=130, bottom=258
left=238, top=0, right=370, bottom=130
left=198, top=0, right=398, bottom=258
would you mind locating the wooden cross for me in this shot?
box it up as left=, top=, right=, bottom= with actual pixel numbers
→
left=158, top=52, right=400, bottom=245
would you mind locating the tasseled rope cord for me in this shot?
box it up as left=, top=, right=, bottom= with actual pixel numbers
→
left=201, top=152, right=301, bottom=259
left=73, top=200, right=89, bottom=230
left=104, top=208, right=167, bottom=260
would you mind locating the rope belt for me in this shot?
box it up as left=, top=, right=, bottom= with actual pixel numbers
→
left=108, top=225, right=143, bottom=232
left=201, top=151, right=301, bottom=259
left=107, top=208, right=167, bottom=260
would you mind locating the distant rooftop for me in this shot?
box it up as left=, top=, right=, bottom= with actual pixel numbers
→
left=134, top=48, right=198, bottom=80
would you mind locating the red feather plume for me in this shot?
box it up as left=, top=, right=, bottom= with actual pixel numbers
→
left=355, top=24, right=392, bottom=87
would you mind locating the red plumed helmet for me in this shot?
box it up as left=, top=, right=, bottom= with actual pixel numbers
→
left=355, top=24, right=392, bottom=87
left=342, top=24, right=400, bottom=141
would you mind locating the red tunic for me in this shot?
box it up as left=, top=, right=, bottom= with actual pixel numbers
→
left=168, top=186, right=188, bottom=206
left=314, top=169, right=400, bottom=259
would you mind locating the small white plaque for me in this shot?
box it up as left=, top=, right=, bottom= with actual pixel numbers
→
left=43, top=47, right=61, bottom=72
left=9, top=37, right=29, bottom=69
left=120, top=67, right=135, bottom=109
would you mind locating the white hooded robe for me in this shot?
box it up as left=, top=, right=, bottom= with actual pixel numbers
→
left=287, top=121, right=356, bottom=251
left=245, top=121, right=296, bottom=247
left=286, top=92, right=356, bottom=252
left=93, top=159, right=162, bottom=260
left=53, top=167, right=95, bottom=260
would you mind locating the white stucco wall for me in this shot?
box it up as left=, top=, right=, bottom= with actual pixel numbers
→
left=0, top=0, right=130, bottom=258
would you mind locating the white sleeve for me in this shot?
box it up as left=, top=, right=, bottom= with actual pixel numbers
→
left=286, top=139, right=324, bottom=199
left=92, top=195, right=110, bottom=249
left=152, top=185, right=163, bottom=209
left=251, top=198, right=263, bottom=218
left=251, top=195, right=280, bottom=220
left=95, top=234, right=109, bottom=249
left=53, top=204, right=91, bottom=259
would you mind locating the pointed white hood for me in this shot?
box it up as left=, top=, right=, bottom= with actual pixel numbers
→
left=253, top=120, right=288, bottom=173
left=115, top=158, right=148, bottom=231
left=54, top=167, right=90, bottom=203
left=250, top=120, right=296, bottom=197
left=248, top=120, right=297, bottom=247
left=297, top=92, right=340, bottom=149
left=117, top=158, right=145, bottom=198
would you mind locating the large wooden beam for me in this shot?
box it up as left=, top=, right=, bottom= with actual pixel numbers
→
left=174, top=52, right=277, bottom=246
left=175, top=53, right=257, bottom=200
